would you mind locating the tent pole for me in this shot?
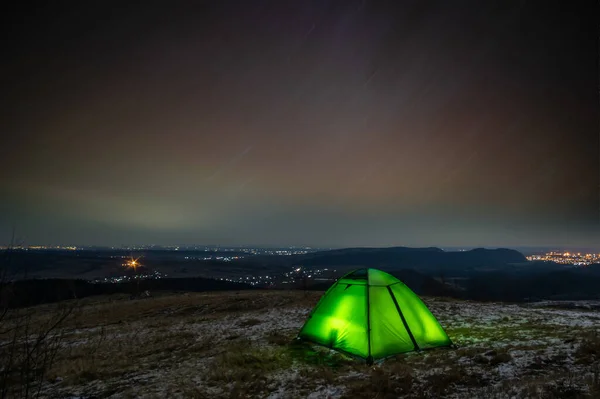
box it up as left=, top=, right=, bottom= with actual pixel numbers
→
left=365, top=269, right=373, bottom=365
left=387, top=285, right=420, bottom=351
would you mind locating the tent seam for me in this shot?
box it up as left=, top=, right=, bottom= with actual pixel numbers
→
left=366, top=269, right=372, bottom=363
left=387, top=285, right=420, bottom=351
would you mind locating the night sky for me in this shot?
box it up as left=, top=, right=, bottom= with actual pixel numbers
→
left=2, top=1, right=599, bottom=248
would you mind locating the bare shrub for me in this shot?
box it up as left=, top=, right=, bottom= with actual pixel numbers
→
left=0, top=234, right=76, bottom=398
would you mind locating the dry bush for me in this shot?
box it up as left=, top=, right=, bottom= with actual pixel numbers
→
left=0, top=239, right=77, bottom=399
left=0, top=304, right=74, bottom=398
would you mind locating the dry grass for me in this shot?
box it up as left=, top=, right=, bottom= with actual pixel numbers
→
left=49, top=290, right=318, bottom=331
left=0, top=300, right=75, bottom=398
left=238, top=318, right=262, bottom=327
left=26, top=290, right=321, bottom=397
left=575, top=331, right=600, bottom=365
left=266, top=330, right=293, bottom=346
left=204, top=339, right=293, bottom=397
left=588, top=364, right=600, bottom=397
left=47, top=325, right=215, bottom=385
left=2, top=291, right=599, bottom=398
left=343, top=363, right=414, bottom=399
left=488, top=350, right=513, bottom=365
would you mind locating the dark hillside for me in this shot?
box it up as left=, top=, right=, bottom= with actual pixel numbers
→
left=293, top=247, right=526, bottom=272
left=1, top=277, right=255, bottom=308
left=465, top=270, right=600, bottom=301
left=304, top=268, right=455, bottom=297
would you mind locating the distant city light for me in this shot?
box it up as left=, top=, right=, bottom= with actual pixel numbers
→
left=526, top=251, right=599, bottom=266
left=124, top=256, right=143, bottom=271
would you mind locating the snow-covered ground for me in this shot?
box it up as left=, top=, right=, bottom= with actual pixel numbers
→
left=15, top=292, right=600, bottom=398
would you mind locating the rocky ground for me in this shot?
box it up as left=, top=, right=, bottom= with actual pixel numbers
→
left=2, top=290, right=600, bottom=398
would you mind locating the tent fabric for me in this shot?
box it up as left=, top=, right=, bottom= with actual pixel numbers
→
left=298, top=268, right=452, bottom=362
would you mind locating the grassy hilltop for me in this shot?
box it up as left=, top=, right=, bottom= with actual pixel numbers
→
left=1, top=291, right=599, bottom=398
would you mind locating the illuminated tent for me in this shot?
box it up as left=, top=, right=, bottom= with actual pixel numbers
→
left=298, top=268, right=452, bottom=363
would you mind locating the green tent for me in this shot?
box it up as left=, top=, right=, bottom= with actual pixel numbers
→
left=298, top=268, right=452, bottom=363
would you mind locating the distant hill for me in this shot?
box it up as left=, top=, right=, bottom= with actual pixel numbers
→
left=305, top=268, right=456, bottom=298
left=288, top=246, right=526, bottom=274
left=295, top=250, right=600, bottom=302
left=1, top=277, right=256, bottom=308
left=463, top=269, right=600, bottom=301
left=389, top=269, right=457, bottom=297
left=577, top=263, right=600, bottom=276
